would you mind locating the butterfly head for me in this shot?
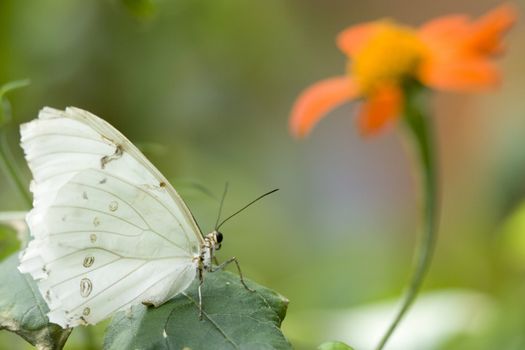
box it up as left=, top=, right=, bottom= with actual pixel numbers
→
left=207, top=230, right=223, bottom=250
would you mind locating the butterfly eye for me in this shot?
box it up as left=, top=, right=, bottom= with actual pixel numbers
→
left=216, top=231, right=223, bottom=243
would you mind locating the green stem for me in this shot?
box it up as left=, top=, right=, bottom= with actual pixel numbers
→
left=375, top=83, right=438, bottom=350
left=0, top=127, right=31, bottom=207
left=0, top=79, right=31, bottom=207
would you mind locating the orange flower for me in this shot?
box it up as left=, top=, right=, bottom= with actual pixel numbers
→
left=290, top=5, right=516, bottom=137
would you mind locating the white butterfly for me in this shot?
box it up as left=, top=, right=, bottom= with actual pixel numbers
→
left=17, top=107, right=253, bottom=328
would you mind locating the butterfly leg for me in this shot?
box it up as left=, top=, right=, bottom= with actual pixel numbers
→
left=211, top=257, right=255, bottom=292
left=198, top=267, right=204, bottom=320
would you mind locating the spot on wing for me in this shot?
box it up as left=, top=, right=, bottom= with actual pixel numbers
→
left=140, top=183, right=166, bottom=192
left=80, top=278, right=93, bottom=297
left=79, top=316, right=88, bottom=325
left=82, top=191, right=88, bottom=200
left=93, top=217, right=100, bottom=227
left=100, top=144, right=123, bottom=169
left=83, top=307, right=91, bottom=316
left=90, top=233, right=97, bottom=243
left=108, top=201, right=118, bottom=212
left=83, top=256, right=95, bottom=268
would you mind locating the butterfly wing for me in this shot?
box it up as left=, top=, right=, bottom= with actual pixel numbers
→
left=18, top=107, right=203, bottom=327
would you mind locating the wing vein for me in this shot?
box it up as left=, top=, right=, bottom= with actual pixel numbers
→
left=50, top=229, right=144, bottom=238
left=30, top=150, right=108, bottom=158
left=87, top=169, right=193, bottom=247
left=97, top=264, right=194, bottom=322
left=67, top=181, right=188, bottom=251
left=52, top=244, right=192, bottom=262
left=70, top=260, right=152, bottom=311
left=48, top=255, right=192, bottom=290
left=50, top=205, right=147, bottom=230
left=23, top=132, right=104, bottom=144
left=48, top=257, right=122, bottom=289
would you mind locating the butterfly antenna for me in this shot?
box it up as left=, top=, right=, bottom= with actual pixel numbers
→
left=216, top=189, right=279, bottom=230
left=214, top=182, right=229, bottom=229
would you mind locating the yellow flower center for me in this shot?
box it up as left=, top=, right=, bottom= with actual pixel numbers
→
left=351, top=21, right=427, bottom=94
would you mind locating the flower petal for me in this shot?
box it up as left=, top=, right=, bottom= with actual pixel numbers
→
left=418, top=4, right=517, bottom=62
left=418, top=14, right=471, bottom=43
left=468, top=4, right=517, bottom=55
left=290, top=77, right=358, bottom=138
left=417, top=4, right=515, bottom=92
left=357, top=84, right=401, bottom=135
left=419, top=57, right=500, bottom=92
left=336, top=22, right=378, bottom=57
left=418, top=15, right=471, bottom=58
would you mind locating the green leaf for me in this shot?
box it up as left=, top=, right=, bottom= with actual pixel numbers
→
left=0, top=253, right=71, bottom=349
left=104, top=270, right=291, bottom=350
left=0, top=79, right=30, bottom=126
left=0, top=211, right=29, bottom=260
left=0, top=225, right=20, bottom=261
left=318, top=341, right=355, bottom=350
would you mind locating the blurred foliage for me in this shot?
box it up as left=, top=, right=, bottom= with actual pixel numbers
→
left=0, top=0, right=524, bottom=349
left=0, top=224, right=20, bottom=261
left=120, top=0, right=157, bottom=20
left=318, top=341, right=355, bottom=350
left=498, top=201, right=525, bottom=267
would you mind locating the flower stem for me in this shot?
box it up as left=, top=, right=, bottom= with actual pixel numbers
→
left=0, top=79, right=32, bottom=207
left=375, top=82, right=438, bottom=350
left=0, top=128, right=31, bottom=206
